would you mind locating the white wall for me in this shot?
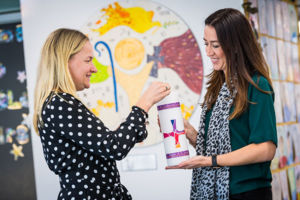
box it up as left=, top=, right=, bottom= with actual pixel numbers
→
left=21, top=0, right=242, bottom=199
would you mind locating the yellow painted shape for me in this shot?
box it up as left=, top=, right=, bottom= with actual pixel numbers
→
left=10, top=143, right=24, bottom=161
left=94, top=2, right=161, bottom=35
left=115, top=38, right=145, bottom=70
left=109, top=61, right=153, bottom=106
left=181, top=104, right=194, bottom=120
left=91, top=108, right=99, bottom=117
left=91, top=100, right=115, bottom=117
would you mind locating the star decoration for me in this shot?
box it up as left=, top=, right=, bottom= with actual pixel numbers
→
left=17, top=70, right=26, bottom=83
left=10, top=143, right=24, bottom=161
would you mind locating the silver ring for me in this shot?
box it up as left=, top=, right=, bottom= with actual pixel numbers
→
left=165, top=86, right=168, bottom=91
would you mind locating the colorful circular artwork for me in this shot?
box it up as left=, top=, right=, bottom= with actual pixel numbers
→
left=79, top=0, right=203, bottom=147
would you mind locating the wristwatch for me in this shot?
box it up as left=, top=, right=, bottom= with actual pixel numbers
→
left=212, top=155, right=219, bottom=168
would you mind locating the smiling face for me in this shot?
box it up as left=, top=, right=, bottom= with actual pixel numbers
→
left=68, top=41, right=97, bottom=91
left=204, top=25, right=226, bottom=73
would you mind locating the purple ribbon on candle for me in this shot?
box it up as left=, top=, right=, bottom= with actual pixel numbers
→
left=157, top=102, right=180, bottom=111
left=166, top=150, right=190, bottom=159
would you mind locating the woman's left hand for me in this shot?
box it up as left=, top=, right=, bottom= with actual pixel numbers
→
left=165, top=141, right=277, bottom=170
left=165, top=155, right=211, bottom=169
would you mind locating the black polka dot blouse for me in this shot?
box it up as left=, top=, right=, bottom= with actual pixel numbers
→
left=38, top=92, right=148, bottom=200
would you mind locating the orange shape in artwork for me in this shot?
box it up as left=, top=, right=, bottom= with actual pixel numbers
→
left=93, top=2, right=161, bottom=35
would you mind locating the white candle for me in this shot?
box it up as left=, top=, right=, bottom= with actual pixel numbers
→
left=157, top=91, right=190, bottom=166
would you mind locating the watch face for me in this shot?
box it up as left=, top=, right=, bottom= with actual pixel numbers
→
left=79, top=0, right=203, bottom=147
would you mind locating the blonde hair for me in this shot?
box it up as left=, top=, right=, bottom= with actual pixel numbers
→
left=33, top=28, right=89, bottom=133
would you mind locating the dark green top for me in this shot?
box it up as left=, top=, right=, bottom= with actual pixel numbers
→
left=204, top=75, right=277, bottom=195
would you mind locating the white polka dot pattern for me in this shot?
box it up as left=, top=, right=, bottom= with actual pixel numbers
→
left=38, top=93, right=148, bottom=199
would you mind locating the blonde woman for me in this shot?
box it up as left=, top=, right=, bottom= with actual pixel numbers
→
left=33, top=28, right=170, bottom=200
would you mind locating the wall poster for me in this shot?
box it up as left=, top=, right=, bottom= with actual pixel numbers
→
left=78, top=0, right=204, bottom=147
left=0, top=22, right=36, bottom=199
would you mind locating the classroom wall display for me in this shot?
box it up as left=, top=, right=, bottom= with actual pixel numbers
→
left=0, top=22, right=36, bottom=199
left=277, top=39, right=287, bottom=80
left=280, top=170, right=290, bottom=200
left=278, top=126, right=288, bottom=168
left=251, top=0, right=300, bottom=199
left=281, top=82, right=297, bottom=122
left=273, top=81, right=284, bottom=123
left=288, top=167, right=297, bottom=200
left=274, top=0, right=283, bottom=39
left=290, top=124, right=300, bottom=163
left=257, top=0, right=267, bottom=35
left=272, top=172, right=282, bottom=200
left=295, top=165, right=300, bottom=199
left=266, top=0, right=276, bottom=37
left=285, top=42, right=294, bottom=82
left=286, top=127, right=295, bottom=165
left=288, top=3, right=298, bottom=43
left=261, top=36, right=280, bottom=80
left=295, top=84, right=300, bottom=122
left=77, top=0, right=203, bottom=147
left=281, top=2, right=290, bottom=42
left=292, top=44, right=300, bottom=82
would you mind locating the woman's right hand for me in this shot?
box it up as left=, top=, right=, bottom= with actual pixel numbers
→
left=135, top=81, right=171, bottom=112
left=184, top=119, right=197, bottom=148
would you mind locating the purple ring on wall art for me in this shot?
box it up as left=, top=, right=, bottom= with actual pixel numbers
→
left=157, top=102, right=180, bottom=111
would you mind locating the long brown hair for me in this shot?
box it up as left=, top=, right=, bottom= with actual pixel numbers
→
left=203, top=8, right=272, bottom=119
